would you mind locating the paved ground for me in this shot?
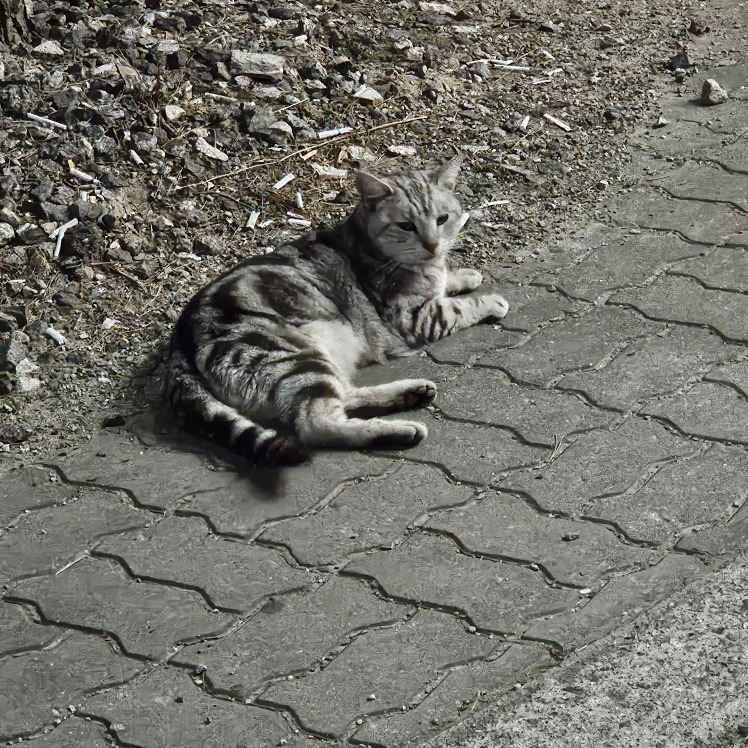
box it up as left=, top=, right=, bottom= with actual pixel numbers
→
left=2, top=18, right=747, bottom=748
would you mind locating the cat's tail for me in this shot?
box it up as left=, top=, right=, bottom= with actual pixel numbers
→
left=163, top=352, right=308, bottom=466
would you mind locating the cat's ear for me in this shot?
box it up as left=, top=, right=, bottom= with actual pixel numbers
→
left=433, top=155, right=463, bottom=190
left=355, top=171, right=393, bottom=209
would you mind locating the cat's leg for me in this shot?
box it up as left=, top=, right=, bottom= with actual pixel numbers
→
left=345, top=379, right=437, bottom=417
left=392, top=292, right=509, bottom=346
left=446, top=268, right=483, bottom=295
left=296, top=396, right=428, bottom=449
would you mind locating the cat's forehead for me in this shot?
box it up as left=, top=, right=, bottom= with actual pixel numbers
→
left=383, top=171, right=460, bottom=211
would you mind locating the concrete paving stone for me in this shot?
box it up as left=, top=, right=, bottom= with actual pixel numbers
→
left=179, top=450, right=394, bottom=537
left=356, top=353, right=463, bottom=387
left=424, top=493, right=656, bottom=587
left=589, top=444, right=748, bottom=546
left=10, top=556, right=233, bottom=660
left=641, top=381, right=748, bottom=444
left=344, top=533, right=579, bottom=634
left=660, top=91, right=748, bottom=134
left=0, top=602, right=62, bottom=656
left=612, top=274, right=748, bottom=343
left=677, top=494, right=748, bottom=557
left=0, top=463, right=75, bottom=527
left=711, top=139, right=748, bottom=173
left=60, top=431, right=394, bottom=535
left=656, top=163, right=748, bottom=212
left=13, top=718, right=110, bottom=747
left=353, top=642, right=552, bottom=748
left=173, top=575, right=404, bottom=699
left=557, top=325, right=738, bottom=410
left=489, top=284, right=589, bottom=334
left=427, top=324, right=528, bottom=365
left=501, top=418, right=694, bottom=517
left=437, top=367, right=615, bottom=446
left=606, top=188, right=748, bottom=244
left=481, top=307, right=660, bottom=386
left=636, top=119, right=728, bottom=160
left=532, top=231, right=703, bottom=302
left=0, top=632, right=142, bottom=740
left=81, top=667, right=292, bottom=748
left=523, top=554, right=705, bottom=653
left=405, top=415, right=546, bottom=485
left=0, top=490, right=148, bottom=587
left=667, top=245, right=748, bottom=293
left=261, top=608, right=498, bottom=738
left=96, top=515, right=311, bottom=612
left=56, top=431, right=237, bottom=512
left=705, top=359, right=748, bottom=396
left=260, top=462, right=475, bottom=567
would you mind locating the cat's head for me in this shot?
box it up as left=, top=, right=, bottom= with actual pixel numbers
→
left=354, top=157, right=465, bottom=264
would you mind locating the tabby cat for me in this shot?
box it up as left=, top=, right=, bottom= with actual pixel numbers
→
left=164, top=157, right=509, bottom=464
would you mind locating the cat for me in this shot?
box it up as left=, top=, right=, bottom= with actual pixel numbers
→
left=163, top=156, right=509, bottom=464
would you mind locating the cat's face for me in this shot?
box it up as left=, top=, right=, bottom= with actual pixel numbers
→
left=355, top=158, right=465, bottom=264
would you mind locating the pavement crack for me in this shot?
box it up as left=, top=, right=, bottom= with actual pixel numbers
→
left=415, top=525, right=583, bottom=590
left=653, top=186, right=748, bottom=216
left=666, top=269, right=748, bottom=296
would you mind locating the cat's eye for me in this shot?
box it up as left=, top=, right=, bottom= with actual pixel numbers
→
left=436, top=214, right=449, bottom=226
left=396, top=221, right=417, bottom=232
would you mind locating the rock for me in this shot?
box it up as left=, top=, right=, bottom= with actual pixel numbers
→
left=15, top=364, right=40, bottom=393
left=106, top=245, right=133, bottom=264
left=0, top=375, right=12, bottom=396
left=192, top=235, right=222, bottom=256
left=701, top=79, right=728, bottom=106
left=0, top=222, right=15, bottom=246
left=16, top=223, right=46, bottom=244
left=33, top=40, right=65, bottom=56
left=0, top=330, right=29, bottom=371
left=387, top=144, right=418, bottom=157
left=0, top=422, right=29, bottom=443
left=230, top=50, right=285, bottom=80
left=0, top=207, right=21, bottom=228
left=4, top=281, right=25, bottom=297
left=163, top=104, right=186, bottom=122
left=195, top=136, right=229, bottom=162
left=666, top=51, right=690, bottom=71
left=102, top=413, right=126, bottom=427
left=352, top=85, right=384, bottom=102
left=653, top=115, right=669, bottom=128
left=688, top=15, right=710, bottom=35
left=52, top=290, right=81, bottom=308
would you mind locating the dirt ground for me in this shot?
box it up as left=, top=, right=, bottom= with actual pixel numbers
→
left=1, top=0, right=704, bottom=455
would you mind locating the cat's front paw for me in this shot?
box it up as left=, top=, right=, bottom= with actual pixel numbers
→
left=448, top=268, right=483, bottom=295
left=483, top=293, right=510, bottom=321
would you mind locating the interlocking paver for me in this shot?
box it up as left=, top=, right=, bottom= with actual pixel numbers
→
left=482, top=307, right=660, bottom=386
left=81, top=667, right=292, bottom=748
left=173, top=575, right=404, bottom=699
left=96, top=515, right=310, bottom=611
left=12, top=718, right=110, bottom=747
left=705, top=359, right=748, bottom=396
left=677, top=499, right=748, bottom=557
left=437, top=367, right=615, bottom=445
left=10, top=557, right=233, bottom=660
left=492, top=285, right=590, bottom=334
left=261, top=462, right=475, bottom=566
left=0, top=463, right=74, bottom=527
left=427, top=324, right=528, bottom=365
left=425, top=493, right=656, bottom=586
left=532, top=231, right=702, bottom=302
left=59, top=431, right=392, bottom=535
left=0, top=491, right=148, bottom=586
left=0, top=602, right=61, bottom=656
left=607, top=188, right=748, bottom=244
left=0, top=632, right=141, bottom=740
left=656, top=163, right=748, bottom=212
left=667, top=245, right=748, bottom=292
left=558, top=326, right=737, bottom=410
left=345, top=533, right=578, bottom=634
left=501, top=418, right=694, bottom=517
left=613, top=273, right=748, bottom=343
left=524, top=554, right=705, bottom=653
left=406, top=416, right=546, bottom=485
left=641, top=381, right=748, bottom=444
left=353, top=642, right=552, bottom=747
left=589, top=445, right=748, bottom=545
left=261, top=609, right=497, bottom=738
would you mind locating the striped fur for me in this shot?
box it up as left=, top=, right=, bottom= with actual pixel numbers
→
left=164, top=158, right=509, bottom=464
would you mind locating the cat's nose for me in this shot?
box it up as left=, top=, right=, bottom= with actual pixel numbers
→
left=424, top=240, right=439, bottom=254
